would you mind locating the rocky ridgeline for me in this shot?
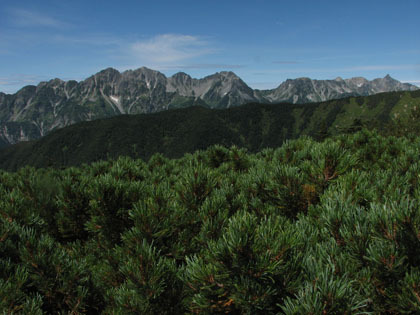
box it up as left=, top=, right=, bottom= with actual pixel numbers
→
left=0, top=67, right=417, bottom=145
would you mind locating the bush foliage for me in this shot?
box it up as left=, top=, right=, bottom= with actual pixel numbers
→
left=1, top=129, right=420, bottom=313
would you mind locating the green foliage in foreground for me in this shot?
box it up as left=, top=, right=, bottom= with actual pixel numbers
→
left=1, top=129, right=420, bottom=313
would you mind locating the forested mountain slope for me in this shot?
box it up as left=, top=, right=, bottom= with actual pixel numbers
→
left=0, top=66, right=416, bottom=145
left=1, top=90, right=419, bottom=171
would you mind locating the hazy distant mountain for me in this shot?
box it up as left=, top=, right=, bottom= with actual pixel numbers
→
left=0, top=67, right=417, bottom=145
left=263, top=75, right=418, bottom=104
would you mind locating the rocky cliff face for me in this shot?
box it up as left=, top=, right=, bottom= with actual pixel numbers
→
left=264, top=75, right=417, bottom=104
left=167, top=71, right=260, bottom=108
left=0, top=67, right=417, bottom=146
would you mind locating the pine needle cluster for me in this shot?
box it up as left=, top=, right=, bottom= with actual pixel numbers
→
left=1, top=129, right=420, bottom=313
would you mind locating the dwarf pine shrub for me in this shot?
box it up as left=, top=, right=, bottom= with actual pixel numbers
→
left=1, top=129, right=420, bottom=313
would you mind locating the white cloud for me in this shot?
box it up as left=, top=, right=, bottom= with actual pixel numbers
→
left=402, top=80, right=420, bottom=87
left=9, top=9, right=68, bottom=28
left=129, top=34, right=215, bottom=65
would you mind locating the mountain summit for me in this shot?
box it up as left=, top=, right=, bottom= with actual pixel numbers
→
left=264, top=75, right=417, bottom=104
left=0, top=68, right=417, bottom=146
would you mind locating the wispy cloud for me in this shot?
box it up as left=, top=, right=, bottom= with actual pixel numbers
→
left=129, top=34, right=216, bottom=65
left=0, top=29, right=223, bottom=74
left=9, top=9, right=69, bottom=28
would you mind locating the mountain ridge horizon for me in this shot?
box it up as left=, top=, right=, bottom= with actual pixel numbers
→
left=0, top=66, right=417, bottom=146
left=2, top=66, right=416, bottom=95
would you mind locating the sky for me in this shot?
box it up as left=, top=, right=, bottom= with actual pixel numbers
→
left=0, top=0, right=419, bottom=94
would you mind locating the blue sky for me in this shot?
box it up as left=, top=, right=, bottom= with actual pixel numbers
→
left=1, top=0, right=419, bottom=94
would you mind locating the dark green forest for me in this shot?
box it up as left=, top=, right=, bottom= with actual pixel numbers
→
left=1, top=89, right=420, bottom=171
left=2, top=128, right=420, bottom=313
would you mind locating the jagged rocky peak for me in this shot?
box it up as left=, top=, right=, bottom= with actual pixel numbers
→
left=37, top=78, right=63, bottom=89
left=171, top=71, right=191, bottom=79
left=265, top=74, right=419, bottom=104
left=374, top=74, right=400, bottom=86
left=170, top=72, right=192, bottom=85
left=345, top=77, right=368, bottom=87
left=49, top=78, right=65, bottom=85
left=128, top=67, right=165, bottom=79
left=1, top=66, right=419, bottom=146
left=371, top=74, right=394, bottom=84
left=201, top=71, right=237, bottom=81
left=124, top=67, right=167, bottom=88
left=166, top=72, right=196, bottom=95
left=94, top=67, right=121, bottom=83
left=371, top=74, right=417, bottom=92
left=97, top=67, right=120, bottom=75
left=14, top=85, right=37, bottom=96
left=215, top=71, right=252, bottom=92
left=208, top=71, right=249, bottom=90
left=346, top=77, right=367, bottom=81
left=218, top=71, right=239, bottom=78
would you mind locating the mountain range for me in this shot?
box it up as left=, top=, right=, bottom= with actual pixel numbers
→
left=0, top=67, right=417, bottom=146
left=1, top=89, right=419, bottom=171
